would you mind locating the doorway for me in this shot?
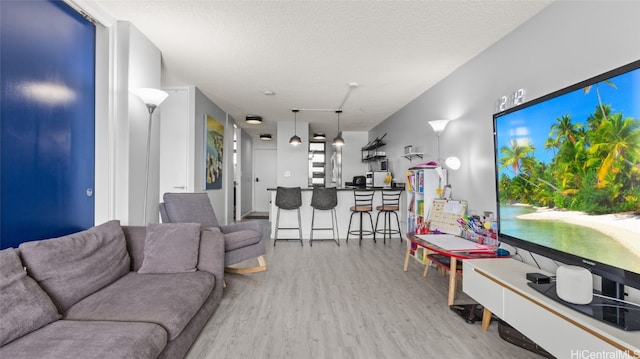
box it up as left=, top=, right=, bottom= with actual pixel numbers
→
left=253, top=149, right=277, bottom=213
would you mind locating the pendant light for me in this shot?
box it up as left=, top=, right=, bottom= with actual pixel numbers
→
left=332, top=110, right=345, bottom=146
left=289, top=109, right=301, bottom=145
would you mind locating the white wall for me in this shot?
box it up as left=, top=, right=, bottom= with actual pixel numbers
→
left=277, top=121, right=310, bottom=187
left=92, top=17, right=239, bottom=226
left=95, top=21, right=163, bottom=226
left=341, top=131, right=369, bottom=185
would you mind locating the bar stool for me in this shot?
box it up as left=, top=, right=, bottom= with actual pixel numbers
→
left=346, top=189, right=376, bottom=245
left=309, top=187, right=339, bottom=246
left=274, top=186, right=303, bottom=246
left=374, top=189, right=403, bottom=244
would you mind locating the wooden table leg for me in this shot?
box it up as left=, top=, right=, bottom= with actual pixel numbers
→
left=481, top=307, right=492, bottom=331
left=422, top=249, right=430, bottom=277
left=403, top=242, right=411, bottom=271
left=447, top=257, right=457, bottom=306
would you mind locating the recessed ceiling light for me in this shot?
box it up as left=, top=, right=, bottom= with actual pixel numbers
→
left=259, top=134, right=272, bottom=141
left=263, top=90, right=276, bottom=96
left=245, top=115, right=262, bottom=124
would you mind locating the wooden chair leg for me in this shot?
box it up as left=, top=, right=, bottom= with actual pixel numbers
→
left=225, top=255, right=267, bottom=274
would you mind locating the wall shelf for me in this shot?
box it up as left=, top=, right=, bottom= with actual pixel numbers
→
left=361, top=140, right=386, bottom=162
left=403, top=153, right=423, bottom=161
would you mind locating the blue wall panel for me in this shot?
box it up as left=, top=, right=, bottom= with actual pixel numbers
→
left=1, top=0, right=95, bottom=248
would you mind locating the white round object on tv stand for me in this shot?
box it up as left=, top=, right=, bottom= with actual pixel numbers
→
left=556, top=265, right=593, bottom=304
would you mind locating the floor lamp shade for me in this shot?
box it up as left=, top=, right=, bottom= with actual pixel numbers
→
left=131, top=88, right=169, bottom=109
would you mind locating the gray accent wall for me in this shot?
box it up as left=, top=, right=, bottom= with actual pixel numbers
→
left=369, top=1, right=640, bottom=297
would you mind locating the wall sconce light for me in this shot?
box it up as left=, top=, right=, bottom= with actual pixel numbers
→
left=259, top=134, right=272, bottom=141
left=289, top=109, right=301, bottom=145
left=245, top=115, right=263, bottom=124
left=445, top=156, right=461, bottom=170
left=332, top=110, right=345, bottom=146
left=131, top=87, right=169, bottom=224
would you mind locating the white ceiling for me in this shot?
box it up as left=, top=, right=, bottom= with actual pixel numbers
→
left=89, top=0, right=552, bottom=140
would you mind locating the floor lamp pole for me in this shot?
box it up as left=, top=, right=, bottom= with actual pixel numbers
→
left=131, top=87, right=169, bottom=225
left=143, top=105, right=156, bottom=224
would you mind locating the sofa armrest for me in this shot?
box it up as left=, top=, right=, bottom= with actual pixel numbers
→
left=219, top=221, right=258, bottom=234
left=220, top=221, right=268, bottom=249
left=197, top=228, right=225, bottom=282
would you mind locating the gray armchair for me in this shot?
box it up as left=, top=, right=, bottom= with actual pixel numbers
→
left=160, top=192, right=267, bottom=274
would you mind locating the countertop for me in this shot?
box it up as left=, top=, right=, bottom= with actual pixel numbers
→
left=267, top=186, right=404, bottom=191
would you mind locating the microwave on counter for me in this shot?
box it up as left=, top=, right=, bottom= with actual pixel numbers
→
left=366, top=171, right=389, bottom=188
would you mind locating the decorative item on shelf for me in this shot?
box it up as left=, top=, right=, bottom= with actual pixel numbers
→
left=289, top=109, right=301, bottom=145
left=443, top=184, right=452, bottom=199
left=332, top=110, right=345, bottom=146
left=131, top=87, right=169, bottom=224
left=403, top=144, right=423, bottom=161
left=245, top=115, right=263, bottom=124
left=259, top=133, right=272, bottom=141
left=384, top=172, right=392, bottom=188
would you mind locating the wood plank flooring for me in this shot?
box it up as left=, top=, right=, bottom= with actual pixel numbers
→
left=186, top=226, right=545, bottom=358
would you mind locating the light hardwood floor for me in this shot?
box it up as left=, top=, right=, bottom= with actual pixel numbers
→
left=186, top=225, right=545, bottom=358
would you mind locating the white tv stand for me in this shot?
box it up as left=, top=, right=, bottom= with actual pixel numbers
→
left=463, top=258, right=640, bottom=358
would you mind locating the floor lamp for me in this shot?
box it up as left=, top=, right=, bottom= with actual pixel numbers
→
left=132, top=88, right=169, bottom=224
left=428, top=119, right=461, bottom=170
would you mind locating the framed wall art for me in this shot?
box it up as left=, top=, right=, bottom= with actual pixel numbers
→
left=205, top=114, right=223, bottom=190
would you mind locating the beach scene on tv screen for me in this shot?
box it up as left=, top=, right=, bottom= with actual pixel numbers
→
left=495, top=66, right=640, bottom=274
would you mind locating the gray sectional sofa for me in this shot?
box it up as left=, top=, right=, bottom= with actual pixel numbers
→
left=0, top=220, right=225, bottom=359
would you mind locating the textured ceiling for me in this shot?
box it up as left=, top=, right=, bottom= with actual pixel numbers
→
left=89, top=0, right=552, bottom=140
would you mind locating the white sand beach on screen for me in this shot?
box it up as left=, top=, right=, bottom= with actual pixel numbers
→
left=517, top=208, right=640, bottom=257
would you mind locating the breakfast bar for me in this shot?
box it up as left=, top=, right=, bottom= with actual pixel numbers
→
left=267, top=187, right=405, bottom=242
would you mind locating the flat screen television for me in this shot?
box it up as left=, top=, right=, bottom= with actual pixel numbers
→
left=492, top=59, right=640, bottom=328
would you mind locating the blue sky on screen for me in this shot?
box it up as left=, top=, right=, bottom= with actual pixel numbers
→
left=495, top=67, right=640, bottom=178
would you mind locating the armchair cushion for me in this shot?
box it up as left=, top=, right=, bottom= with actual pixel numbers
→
left=138, top=223, right=201, bottom=274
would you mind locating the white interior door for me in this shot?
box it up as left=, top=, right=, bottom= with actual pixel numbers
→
left=254, top=149, right=276, bottom=212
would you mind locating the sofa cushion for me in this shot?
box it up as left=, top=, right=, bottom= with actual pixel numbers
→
left=64, top=271, right=215, bottom=340
left=138, top=223, right=201, bottom=274
left=0, top=320, right=167, bottom=359
left=0, top=248, right=61, bottom=346
left=223, top=229, right=262, bottom=251
left=18, top=220, right=130, bottom=313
